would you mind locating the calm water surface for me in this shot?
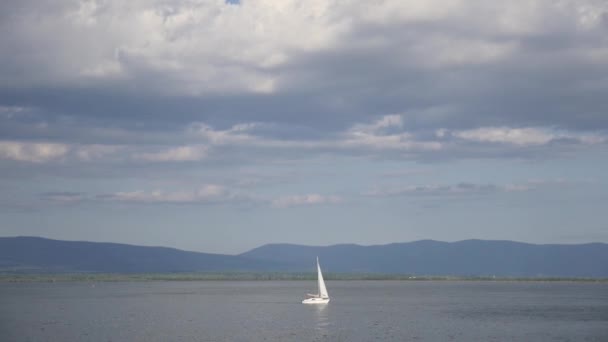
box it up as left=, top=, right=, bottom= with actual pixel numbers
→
left=1, top=281, right=607, bottom=341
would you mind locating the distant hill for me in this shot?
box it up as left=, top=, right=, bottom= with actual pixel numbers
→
left=0, top=237, right=279, bottom=273
left=1, top=237, right=607, bottom=277
left=240, top=240, right=608, bottom=277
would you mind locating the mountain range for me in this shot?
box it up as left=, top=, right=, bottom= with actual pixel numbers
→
left=1, top=236, right=607, bottom=277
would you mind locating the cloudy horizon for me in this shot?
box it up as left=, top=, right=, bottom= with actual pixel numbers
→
left=1, top=0, right=607, bottom=253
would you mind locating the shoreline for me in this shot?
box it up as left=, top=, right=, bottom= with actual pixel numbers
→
left=1, top=273, right=607, bottom=283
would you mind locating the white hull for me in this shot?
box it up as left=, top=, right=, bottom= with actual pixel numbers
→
left=302, top=297, right=330, bottom=304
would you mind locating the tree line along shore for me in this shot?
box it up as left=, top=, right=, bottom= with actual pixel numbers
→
left=1, top=272, right=606, bottom=283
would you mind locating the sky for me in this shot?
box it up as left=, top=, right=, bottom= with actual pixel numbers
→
left=1, top=0, right=607, bottom=254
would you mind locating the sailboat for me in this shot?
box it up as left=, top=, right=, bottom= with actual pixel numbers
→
left=302, top=257, right=330, bottom=304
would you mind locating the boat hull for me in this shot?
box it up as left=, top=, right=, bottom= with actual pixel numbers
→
left=302, top=297, right=330, bottom=304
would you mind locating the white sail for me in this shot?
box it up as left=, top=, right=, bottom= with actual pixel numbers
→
left=302, top=257, right=330, bottom=304
left=317, top=257, right=329, bottom=299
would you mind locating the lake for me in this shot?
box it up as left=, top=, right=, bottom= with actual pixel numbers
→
left=1, top=281, right=607, bottom=341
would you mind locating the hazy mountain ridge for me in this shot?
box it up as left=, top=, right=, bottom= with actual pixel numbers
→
left=0, top=236, right=279, bottom=273
left=241, top=239, right=608, bottom=277
left=1, top=236, right=607, bottom=277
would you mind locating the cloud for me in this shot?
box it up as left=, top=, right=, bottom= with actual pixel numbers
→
left=365, top=178, right=592, bottom=198
left=0, top=140, right=207, bottom=164
left=184, top=116, right=445, bottom=156
left=43, top=186, right=344, bottom=209
left=188, top=122, right=262, bottom=146
left=449, top=127, right=607, bottom=146
left=1, top=117, right=606, bottom=170
left=272, top=194, right=342, bottom=208
left=0, top=141, right=69, bottom=162
left=365, top=182, right=535, bottom=198
left=37, top=180, right=346, bottom=210
left=40, top=191, right=86, bottom=203
left=135, top=145, right=208, bottom=162
left=452, top=127, right=554, bottom=146
left=75, top=144, right=125, bottom=161
left=349, top=114, right=403, bottom=134
left=0, top=0, right=607, bottom=168
left=0, top=0, right=346, bottom=95
left=339, top=115, right=443, bottom=152
left=98, top=184, right=230, bottom=204
left=381, top=168, right=431, bottom=178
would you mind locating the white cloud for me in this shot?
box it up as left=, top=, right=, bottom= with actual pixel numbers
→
left=1, top=0, right=349, bottom=94
left=1, top=119, right=605, bottom=167
left=350, top=114, right=403, bottom=134
left=366, top=182, right=530, bottom=198
left=135, top=145, right=208, bottom=162
left=0, top=139, right=147, bottom=165
left=187, top=117, right=443, bottom=152
left=75, top=144, right=124, bottom=161
left=7, top=0, right=605, bottom=94
left=453, top=127, right=554, bottom=146
left=352, top=0, right=464, bottom=24
left=450, top=127, right=607, bottom=146
left=341, top=115, right=442, bottom=151
left=102, top=184, right=228, bottom=204
left=340, top=132, right=442, bottom=151
left=366, top=178, right=595, bottom=198
left=0, top=141, right=69, bottom=162
left=578, top=135, right=607, bottom=145
left=272, top=194, right=342, bottom=208
left=188, top=122, right=260, bottom=145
